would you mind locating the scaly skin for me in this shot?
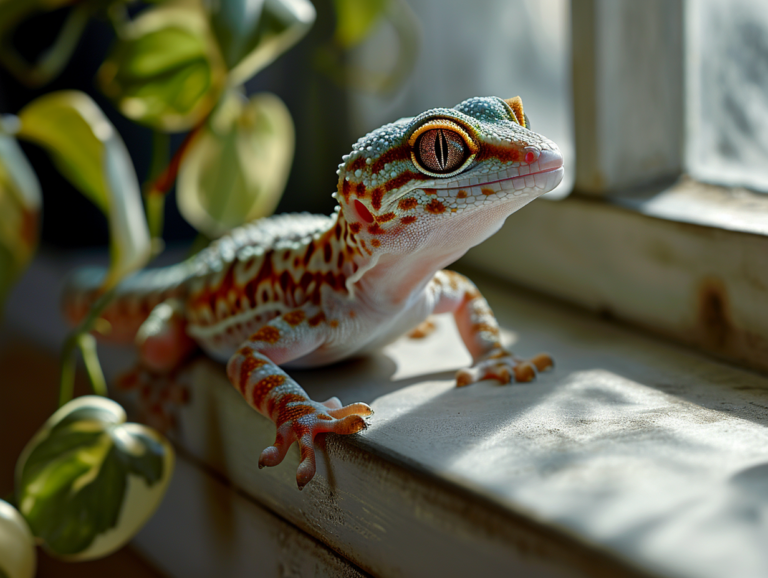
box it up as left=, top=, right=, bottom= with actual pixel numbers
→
left=63, top=96, right=564, bottom=489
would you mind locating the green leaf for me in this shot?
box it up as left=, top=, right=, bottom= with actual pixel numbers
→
left=98, top=5, right=227, bottom=131
left=0, top=499, right=36, bottom=578
left=17, top=91, right=150, bottom=288
left=177, top=91, right=293, bottom=237
left=0, top=132, right=41, bottom=310
left=332, top=0, right=387, bottom=48
left=204, top=0, right=315, bottom=86
left=15, top=396, right=174, bottom=561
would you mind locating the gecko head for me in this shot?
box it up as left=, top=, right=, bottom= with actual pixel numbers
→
left=335, top=96, right=564, bottom=256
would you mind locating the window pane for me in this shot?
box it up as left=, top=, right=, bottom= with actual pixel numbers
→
left=349, top=0, right=574, bottom=198
left=687, top=0, right=768, bottom=193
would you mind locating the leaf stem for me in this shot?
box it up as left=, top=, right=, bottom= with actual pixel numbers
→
left=78, top=334, right=108, bottom=397
left=58, top=288, right=116, bottom=407
left=150, top=125, right=202, bottom=195
left=144, top=131, right=170, bottom=245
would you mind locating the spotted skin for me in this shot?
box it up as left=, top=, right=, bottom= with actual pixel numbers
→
left=63, top=96, right=564, bottom=489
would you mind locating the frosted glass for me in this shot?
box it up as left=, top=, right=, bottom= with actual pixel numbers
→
left=687, top=0, right=768, bottom=193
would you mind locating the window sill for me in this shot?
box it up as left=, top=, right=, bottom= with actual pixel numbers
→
left=463, top=177, right=768, bottom=375
left=128, top=271, right=768, bottom=578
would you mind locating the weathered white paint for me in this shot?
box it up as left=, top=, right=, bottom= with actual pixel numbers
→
left=132, top=454, right=365, bottom=578
left=571, top=0, right=684, bottom=193
left=467, top=188, right=768, bottom=374
left=143, top=274, right=768, bottom=578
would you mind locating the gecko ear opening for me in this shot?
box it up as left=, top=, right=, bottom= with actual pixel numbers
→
left=504, top=96, right=527, bottom=128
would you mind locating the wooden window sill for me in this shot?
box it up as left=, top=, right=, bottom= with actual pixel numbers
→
left=121, top=269, right=768, bottom=578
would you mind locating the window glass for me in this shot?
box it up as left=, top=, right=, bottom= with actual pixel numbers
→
left=349, top=0, right=574, bottom=198
left=687, top=0, right=768, bottom=193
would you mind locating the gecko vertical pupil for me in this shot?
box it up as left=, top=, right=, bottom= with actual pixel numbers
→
left=416, top=129, right=466, bottom=173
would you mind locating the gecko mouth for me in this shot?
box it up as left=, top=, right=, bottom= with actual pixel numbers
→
left=436, top=148, right=564, bottom=195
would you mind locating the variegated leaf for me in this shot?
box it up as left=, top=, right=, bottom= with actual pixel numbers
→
left=15, top=397, right=174, bottom=560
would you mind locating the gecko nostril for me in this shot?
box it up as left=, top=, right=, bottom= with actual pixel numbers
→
left=524, top=147, right=539, bottom=164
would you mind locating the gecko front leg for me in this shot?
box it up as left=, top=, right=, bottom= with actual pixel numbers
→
left=226, top=308, right=372, bottom=489
left=430, top=270, right=554, bottom=386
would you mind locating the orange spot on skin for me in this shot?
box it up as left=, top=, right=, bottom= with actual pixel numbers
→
left=370, top=143, right=410, bottom=174
left=505, top=96, right=526, bottom=127
left=472, top=322, right=500, bottom=336
left=324, top=243, right=332, bottom=263
left=308, top=312, right=326, bottom=326
left=283, top=310, right=306, bottom=326
left=278, top=403, right=317, bottom=423
left=239, top=357, right=268, bottom=393
left=268, top=392, right=304, bottom=419
left=423, top=188, right=437, bottom=195
left=384, top=171, right=426, bottom=192
left=371, top=189, right=384, bottom=211
left=401, top=215, right=417, bottom=225
left=481, top=188, right=495, bottom=196
left=341, top=179, right=352, bottom=200
left=377, top=212, right=396, bottom=223
left=457, top=190, right=467, bottom=198
left=355, top=182, right=366, bottom=198
left=371, top=239, right=381, bottom=247
left=348, top=156, right=366, bottom=173
left=425, top=199, right=446, bottom=214
left=252, top=326, right=281, bottom=344
left=317, top=414, right=333, bottom=421
left=237, top=346, right=254, bottom=356
left=478, top=143, right=522, bottom=164
left=237, top=356, right=267, bottom=395
left=330, top=320, right=339, bottom=328
left=398, top=197, right=418, bottom=211
left=349, top=310, right=356, bottom=318
left=349, top=222, right=361, bottom=234
left=252, top=375, right=286, bottom=408
left=368, top=223, right=386, bottom=235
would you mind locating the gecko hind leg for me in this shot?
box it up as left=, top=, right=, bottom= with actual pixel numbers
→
left=117, top=298, right=197, bottom=433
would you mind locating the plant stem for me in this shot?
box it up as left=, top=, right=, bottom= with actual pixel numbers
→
left=78, top=334, right=108, bottom=397
left=151, top=125, right=202, bottom=194
left=58, top=288, right=116, bottom=407
left=144, top=131, right=170, bottom=244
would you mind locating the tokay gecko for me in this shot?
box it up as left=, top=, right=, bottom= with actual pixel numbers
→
left=64, top=96, right=564, bottom=489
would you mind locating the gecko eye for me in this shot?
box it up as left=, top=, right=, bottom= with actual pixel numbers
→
left=415, top=129, right=467, bottom=173
left=409, top=119, right=478, bottom=177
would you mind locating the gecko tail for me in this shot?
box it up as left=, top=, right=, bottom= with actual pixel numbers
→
left=61, top=264, right=192, bottom=344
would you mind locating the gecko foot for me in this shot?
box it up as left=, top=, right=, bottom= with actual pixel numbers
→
left=456, top=351, right=554, bottom=387
left=116, top=366, right=191, bottom=433
left=260, top=400, right=373, bottom=490
left=407, top=319, right=437, bottom=339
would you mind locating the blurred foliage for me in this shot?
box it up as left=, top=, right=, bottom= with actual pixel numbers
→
left=0, top=130, right=40, bottom=309
left=178, top=90, right=294, bottom=237
left=17, top=91, right=151, bottom=288
left=0, top=0, right=419, bottom=569
left=99, top=5, right=228, bottom=131
left=0, top=499, right=35, bottom=578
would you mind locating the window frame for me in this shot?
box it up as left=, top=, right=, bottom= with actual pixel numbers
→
left=462, top=0, right=768, bottom=374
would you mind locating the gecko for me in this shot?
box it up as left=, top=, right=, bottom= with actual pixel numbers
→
left=63, top=96, right=564, bottom=489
